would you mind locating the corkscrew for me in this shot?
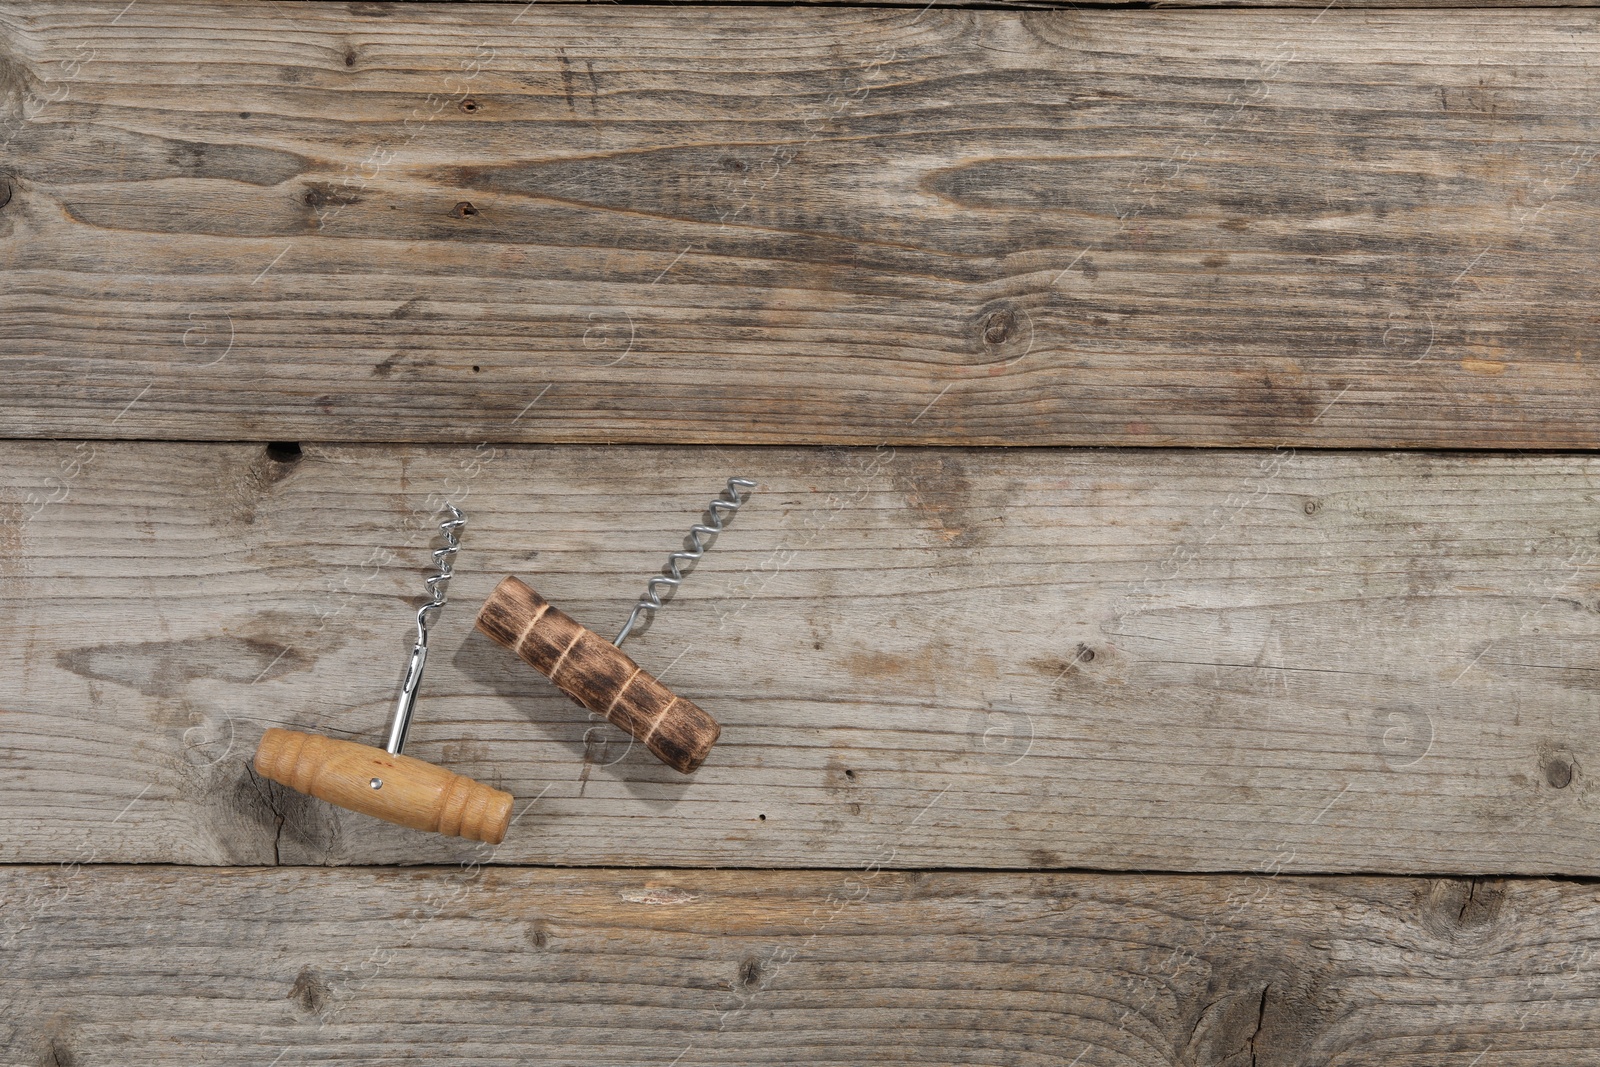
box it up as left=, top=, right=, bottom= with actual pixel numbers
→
left=254, top=505, right=515, bottom=843
left=477, top=478, right=757, bottom=774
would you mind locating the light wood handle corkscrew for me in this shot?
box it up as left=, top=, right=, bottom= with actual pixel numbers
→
left=251, top=504, right=515, bottom=844
left=477, top=576, right=721, bottom=773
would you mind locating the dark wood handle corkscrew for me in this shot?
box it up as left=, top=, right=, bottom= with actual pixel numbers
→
left=477, top=478, right=754, bottom=774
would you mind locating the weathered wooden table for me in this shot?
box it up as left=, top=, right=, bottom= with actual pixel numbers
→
left=5, top=1, right=1600, bottom=1062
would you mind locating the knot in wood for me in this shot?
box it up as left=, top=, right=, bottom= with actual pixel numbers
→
left=982, top=309, right=1015, bottom=346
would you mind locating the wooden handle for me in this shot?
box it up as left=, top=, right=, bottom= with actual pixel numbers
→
left=253, top=728, right=514, bottom=844
left=476, top=575, right=722, bottom=774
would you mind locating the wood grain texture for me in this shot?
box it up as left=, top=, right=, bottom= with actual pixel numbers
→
left=334, top=0, right=1600, bottom=8
left=4, top=3, right=1600, bottom=447
left=5, top=865, right=1600, bottom=1065
left=477, top=575, right=722, bottom=774
left=5, top=440, right=1600, bottom=872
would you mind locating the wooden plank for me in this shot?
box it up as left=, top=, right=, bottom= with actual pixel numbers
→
left=3, top=3, right=1600, bottom=447
left=5, top=865, right=1600, bottom=1064
left=332, top=0, right=1600, bottom=8
left=6, top=440, right=1600, bottom=872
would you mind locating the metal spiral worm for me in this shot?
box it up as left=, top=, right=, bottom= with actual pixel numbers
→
left=416, top=503, right=466, bottom=641
left=387, top=503, right=466, bottom=756
left=614, top=478, right=756, bottom=646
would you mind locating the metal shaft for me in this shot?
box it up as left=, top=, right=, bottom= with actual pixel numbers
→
left=383, top=503, right=465, bottom=755
left=385, top=634, right=429, bottom=755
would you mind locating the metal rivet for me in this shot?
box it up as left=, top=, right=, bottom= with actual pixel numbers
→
left=370, top=778, right=383, bottom=790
